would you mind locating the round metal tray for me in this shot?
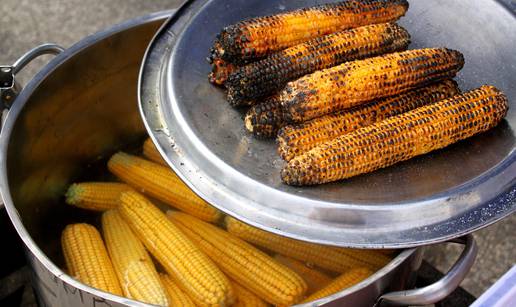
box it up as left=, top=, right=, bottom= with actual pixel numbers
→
left=139, top=0, right=516, bottom=248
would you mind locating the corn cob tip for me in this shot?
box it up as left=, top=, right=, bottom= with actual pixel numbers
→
left=65, top=183, right=82, bottom=205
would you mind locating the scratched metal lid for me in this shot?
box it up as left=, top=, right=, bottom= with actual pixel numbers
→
left=138, top=0, right=516, bottom=248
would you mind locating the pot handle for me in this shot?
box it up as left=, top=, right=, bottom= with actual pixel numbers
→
left=1, top=43, right=64, bottom=110
left=377, top=234, right=477, bottom=306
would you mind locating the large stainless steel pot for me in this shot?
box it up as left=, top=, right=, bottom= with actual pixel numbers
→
left=0, top=11, right=477, bottom=307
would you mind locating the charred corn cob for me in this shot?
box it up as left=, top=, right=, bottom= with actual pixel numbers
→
left=225, top=216, right=391, bottom=272
left=226, top=22, right=410, bottom=106
left=108, top=152, right=221, bottom=222
left=167, top=211, right=307, bottom=306
left=280, top=48, right=465, bottom=123
left=244, top=97, right=284, bottom=138
left=101, top=210, right=168, bottom=306
left=274, top=255, right=333, bottom=295
left=282, top=85, right=509, bottom=185
left=278, top=80, right=461, bottom=161
left=65, top=182, right=133, bottom=211
left=143, top=138, right=167, bottom=166
left=231, top=278, right=269, bottom=307
left=212, top=0, right=409, bottom=64
left=208, top=57, right=238, bottom=86
left=118, top=191, right=233, bottom=306
left=61, top=223, right=122, bottom=295
left=159, top=273, right=196, bottom=307
left=303, top=268, right=372, bottom=303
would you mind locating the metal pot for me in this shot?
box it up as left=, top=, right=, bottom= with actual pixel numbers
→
left=0, top=11, right=477, bottom=307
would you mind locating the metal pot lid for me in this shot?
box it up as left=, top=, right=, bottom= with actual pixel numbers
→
left=139, top=0, right=516, bottom=248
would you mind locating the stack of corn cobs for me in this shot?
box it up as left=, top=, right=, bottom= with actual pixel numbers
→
left=209, top=0, right=509, bottom=186
left=62, top=139, right=393, bottom=306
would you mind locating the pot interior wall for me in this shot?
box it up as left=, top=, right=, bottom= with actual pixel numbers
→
left=6, top=19, right=164, bottom=265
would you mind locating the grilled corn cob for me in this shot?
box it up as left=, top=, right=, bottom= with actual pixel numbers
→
left=280, top=48, right=465, bottom=123
left=101, top=210, right=168, bottom=305
left=278, top=80, right=461, bottom=161
left=143, top=138, right=167, bottom=166
left=118, top=191, right=233, bottom=306
left=225, top=216, right=391, bottom=272
left=244, top=97, right=284, bottom=138
left=231, top=279, right=269, bottom=307
left=226, top=22, right=410, bottom=106
left=282, top=85, right=509, bottom=185
left=108, top=152, right=221, bottom=222
left=213, top=0, right=409, bottom=64
left=303, top=268, right=372, bottom=303
left=65, top=182, right=133, bottom=211
left=208, top=57, right=238, bottom=86
left=159, top=273, right=196, bottom=307
left=61, top=223, right=122, bottom=295
left=167, top=211, right=307, bottom=306
left=274, top=255, right=333, bottom=295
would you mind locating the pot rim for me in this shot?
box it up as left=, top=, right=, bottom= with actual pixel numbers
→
left=0, top=8, right=416, bottom=307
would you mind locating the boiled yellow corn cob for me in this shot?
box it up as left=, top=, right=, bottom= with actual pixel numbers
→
left=278, top=80, right=461, bottom=161
left=118, top=191, right=233, bottom=306
left=65, top=182, right=133, bottom=211
left=208, top=57, right=238, bottom=86
left=274, top=255, right=332, bottom=295
left=225, top=216, right=391, bottom=272
left=212, top=0, right=409, bottom=64
left=143, top=138, right=167, bottom=166
left=226, top=23, right=410, bottom=106
left=279, top=48, right=465, bottom=123
left=303, top=268, right=372, bottom=303
left=244, top=97, right=284, bottom=138
left=61, top=223, right=122, bottom=295
left=101, top=210, right=168, bottom=306
left=167, top=211, right=307, bottom=306
left=159, top=273, right=196, bottom=307
left=231, top=278, right=269, bottom=307
left=282, top=85, right=509, bottom=185
left=108, top=152, right=221, bottom=222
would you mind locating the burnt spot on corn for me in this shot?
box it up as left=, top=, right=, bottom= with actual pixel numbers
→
left=209, top=57, right=238, bottom=86
left=278, top=48, right=465, bottom=123
left=212, top=0, right=409, bottom=64
left=277, top=80, right=460, bottom=161
left=281, top=85, right=508, bottom=185
left=226, top=23, right=411, bottom=106
left=245, top=97, right=285, bottom=138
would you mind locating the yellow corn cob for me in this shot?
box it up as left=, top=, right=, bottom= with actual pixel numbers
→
left=118, top=191, right=233, bottom=306
left=108, top=152, right=221, bottom=222
left=279, top=48, right=465, bottom=123
left=231, top=278, right=269, bottom=307
left=282, top=85, right=509, bottom=185
left=226, top=23, right=410, bottom=106
left=274, top=255, right=332, bottom=295
left=167, top=211, right=307, bottom=306
left=61, top=223, right=122, bottom=295
left=244, top=97, right=284, bottom=138
left=208, top=57, right=238, bottom=86
left=225, top=216, right=391, bottom=272
left=101, top=210, right=168, bottom=306
left=159, top=273, right=196, bottom=307
left=277, top=80, right=460, bottom=161
left=143, top=138, right=167, bottom=166
left=303, top=268, right=373, bottom=303
left=65, top=182, right=133, bottom=211
left=213, top=0, right=409, bottom=64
